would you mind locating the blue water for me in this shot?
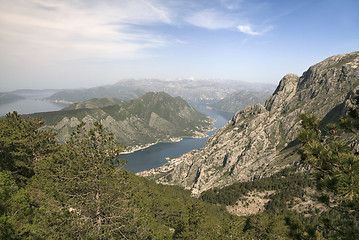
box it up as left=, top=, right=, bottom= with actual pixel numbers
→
left=122, top=108, right=231, bottom=173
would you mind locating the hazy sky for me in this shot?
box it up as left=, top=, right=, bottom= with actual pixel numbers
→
left=0, top=0, right=358, bottom=91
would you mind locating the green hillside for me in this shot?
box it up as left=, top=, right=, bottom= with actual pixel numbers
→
left=29, top=92, right=213, bottom=150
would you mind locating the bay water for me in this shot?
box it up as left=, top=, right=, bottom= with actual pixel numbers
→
left=122, top=108, right=231, bottom=173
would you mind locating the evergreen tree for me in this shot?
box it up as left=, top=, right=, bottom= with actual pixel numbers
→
left=32, top=122, right=140, bottom=239
left=298, top=92, right=359, bottom=239
left=0, top=112, right=57, bottom=239
left=0, top=111, right=57, bottom=184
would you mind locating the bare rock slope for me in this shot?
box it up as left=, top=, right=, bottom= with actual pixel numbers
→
left=30, top=92, right=213, bottom=151
left=158, top=51, right=359, bottom=195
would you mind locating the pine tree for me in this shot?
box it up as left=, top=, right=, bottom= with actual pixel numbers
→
left=0, top=111, right=57, bottom=184
left=33, top=122, right=140, bottom=239
left=0, top=112, right=57, bottom=239
left=298, top=91, right=359, bottom=239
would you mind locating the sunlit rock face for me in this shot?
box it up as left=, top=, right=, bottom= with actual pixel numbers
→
left=158, top=51, right=359, bottom=195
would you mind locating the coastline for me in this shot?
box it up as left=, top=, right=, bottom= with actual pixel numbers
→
left=120, top=137, right=183, bottom=154
left=121, top=117, right=216, bottom=155
left=136, top=149, right=200, bottom=178
left=39, top=98, right=74, bottom=104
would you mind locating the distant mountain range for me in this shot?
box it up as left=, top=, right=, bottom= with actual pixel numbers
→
left=0, top=89, right=64, bottom=105
left=0, top=93, right=24, bottom=104
left=158, top=51, right=359, bottom=195
left=29, top=92, right=213, bottom=151
left=44, top=79, right=275, bottom=107
left=210, top=89, right=271, bottom=113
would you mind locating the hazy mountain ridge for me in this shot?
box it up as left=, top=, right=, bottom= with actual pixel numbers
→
left=61, top=98, right=124, bottom=111
left=30, top=92, right=213, bottom=151
left=44, top=79, right=276, bottom=106
left=158, top=51, right=359, bottom=195
left=210, top=89, right=271, bottom=113
left=46, top=87, right=145, bottom=103
left=0, top=92, right=24, bottom=104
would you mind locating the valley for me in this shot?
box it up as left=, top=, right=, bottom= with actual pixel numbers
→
left=1, top=51, right=358, bottom=239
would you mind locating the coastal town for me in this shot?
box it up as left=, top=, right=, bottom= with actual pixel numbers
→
left=136, top=151, right=195, bottom=177
left=121, top=137, right=182, bottom=154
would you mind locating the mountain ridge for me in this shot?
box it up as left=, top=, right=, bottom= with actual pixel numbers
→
left=157, top=51, right=359, bottom=195
left=0, top=92, right=25, bottom=104
left=29, top=92, right=213, bottom=151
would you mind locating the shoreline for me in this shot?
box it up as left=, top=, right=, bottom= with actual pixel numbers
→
left=121, top=118, right=217, bottom=155
left=136, top=149, right=200, bottom=178
left=38, top=98, right=74, bottom=104
left=119, top=137, right=183, bottom=154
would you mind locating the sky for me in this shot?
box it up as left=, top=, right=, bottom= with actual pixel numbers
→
left=0, top=0, right=358, bottom=91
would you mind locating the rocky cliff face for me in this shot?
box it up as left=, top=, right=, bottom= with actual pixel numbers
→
left=158, top=51, right=359, bottom=195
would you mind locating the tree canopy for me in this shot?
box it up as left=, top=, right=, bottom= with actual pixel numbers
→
left=298, top=92, right=359, bottom=239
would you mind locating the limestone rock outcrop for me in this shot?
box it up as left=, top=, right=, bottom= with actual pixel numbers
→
left=158, top=51, right=359, bottom=195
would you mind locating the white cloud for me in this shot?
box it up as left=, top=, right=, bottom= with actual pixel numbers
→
left=185, top=9, right=236, bottom=30
left=0, top=0, right=172, bottom=64
left=237, top=24, right=272, bottom=36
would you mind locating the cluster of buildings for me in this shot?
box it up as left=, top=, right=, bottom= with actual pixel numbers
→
left=136, top=152, right=193, bottom=177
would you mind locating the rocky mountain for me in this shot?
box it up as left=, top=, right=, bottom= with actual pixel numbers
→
left=158, top=51, right=359, bottom=195
left=30, top=92, right=213, bottom=151
left=45, top=79, right=276, bottom=107
left=210, top=89, right=271, bottom=113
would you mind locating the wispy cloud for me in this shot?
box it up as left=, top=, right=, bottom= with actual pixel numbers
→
left=0, top=0, right=274, bottom=68
left=237, top=24, right=272, bottom=36
left=0, top=0, right=172, bottom=63
left=185, top=9, right=237, bottom=30
left=184, top=3, right=272, bottom=35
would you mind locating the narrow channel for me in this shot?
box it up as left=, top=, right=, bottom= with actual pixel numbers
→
left=122, top=108, right=232, bottom=173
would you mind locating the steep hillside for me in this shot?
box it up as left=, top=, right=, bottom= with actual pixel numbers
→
left=30, top=92, right=213, bottom=151
left=211, top=89, right=271, bottom=113
left=158, top=51, right=359, bottom=195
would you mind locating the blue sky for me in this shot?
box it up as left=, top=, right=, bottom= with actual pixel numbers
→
left=0, top=0, right=358, bottom=91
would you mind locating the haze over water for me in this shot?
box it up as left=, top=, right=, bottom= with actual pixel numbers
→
left=0, top=91, right=68, bottom=116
